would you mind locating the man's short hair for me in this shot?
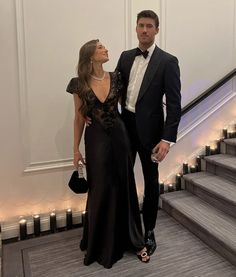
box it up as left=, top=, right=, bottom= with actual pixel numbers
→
left=137, top=10, right=159, bottom=28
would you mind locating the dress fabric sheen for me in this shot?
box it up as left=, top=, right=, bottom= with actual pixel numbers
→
left=66, top=71, right=144, bottom=268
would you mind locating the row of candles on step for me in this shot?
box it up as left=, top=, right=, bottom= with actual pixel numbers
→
left=159, top=174, right=182, bottom=194
left=18, top=209, right=86, bottom=240
left=161, top=154, right=202, bottom=194
left=222, top=126, right=236, bottom=139
left=165, top=125, right=236, bottom=194
left=204, top=125, right=236, bottom=156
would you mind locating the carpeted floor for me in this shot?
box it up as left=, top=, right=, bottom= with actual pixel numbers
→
left=2, top=210, right=236, bottom=277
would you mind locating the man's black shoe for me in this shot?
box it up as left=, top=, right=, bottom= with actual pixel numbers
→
left=145, top=230, right=157, bottom=255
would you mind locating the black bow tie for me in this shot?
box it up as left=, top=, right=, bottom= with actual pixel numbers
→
left=135, top=48, right=149, bottom=59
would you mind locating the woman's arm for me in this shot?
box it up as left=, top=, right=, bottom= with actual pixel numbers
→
left=73, top=93, right=85, bottom=167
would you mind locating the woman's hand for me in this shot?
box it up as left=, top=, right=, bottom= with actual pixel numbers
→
left=84, top=116, right=92, bottom=126
left=73, top=151, right=85, bottom=168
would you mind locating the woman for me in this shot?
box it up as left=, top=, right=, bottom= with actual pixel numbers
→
left=66, top=39, right=150, bottom=268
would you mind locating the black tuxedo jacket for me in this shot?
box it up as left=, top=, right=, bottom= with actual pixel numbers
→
left=116, top=46, right=181, bottom=149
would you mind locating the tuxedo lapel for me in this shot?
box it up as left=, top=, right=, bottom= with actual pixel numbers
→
left=137, top=46, right=163, bottom=102
left=124, top=50, right=136, bottom=81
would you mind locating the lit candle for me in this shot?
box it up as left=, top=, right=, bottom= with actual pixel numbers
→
left=50, top=212, right=57, bottom=233
left=19, top=219, right=27, bottom=240
left=159, top=181, right=164, bottom=194
left=66, top=209, right=73, bottom=230
left=183, top=162, right=189, bottom=175
left=175, top=174, right=181, bottom=191
left=196, top=156, right=201, bottom=172
left=234, top=124, right=236, bottom=138
left=33, top=215, right=40, bottom=236
left=211, top=147, right=217, bottom=155
left=205, top=145, right=211, bottom=156
left=223, top=128, right=228, bottom=139
left=82, top=211, right=86, bottom=226
left=190, top=165, right=196, bottom=173
left=0, top=224, right=2, bottom=256
left=168, top=184, right=174, bottom=192
left=228, top=131, right=233, bottom=139
left=216, top=139, right=221, bottom=154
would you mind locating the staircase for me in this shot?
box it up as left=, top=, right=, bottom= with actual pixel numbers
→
left=161, top=138, right=236, bottom=266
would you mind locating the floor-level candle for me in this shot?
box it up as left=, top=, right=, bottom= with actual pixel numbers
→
left=50, top=212, right=57, bottom=233
left=66, top=209, right=73, bottom=229
left=19, top=219, right=27, bottom=240
left=33, top=215, right=40, bottom=236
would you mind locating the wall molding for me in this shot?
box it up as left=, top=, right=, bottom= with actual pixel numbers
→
left=124, top=0, right=132, bottom=49
left=14, top=0, right=236, bottom=173
left=15, top=0, right=132, bottom=173
left=23, top=158, right=73, bottom=173
left=178, top=86, right=236, bottom=142
left=15, top=0, right=31, bottom=171
left=159, top=0, right=167, bottom=50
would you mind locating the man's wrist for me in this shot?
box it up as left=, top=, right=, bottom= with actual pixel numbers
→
left=161, top=139, right=174, bottom=146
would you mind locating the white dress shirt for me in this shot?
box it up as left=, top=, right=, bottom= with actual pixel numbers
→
left=125, top=43, right=156, bottom=113
left=125, top=43, right=173, bottom=145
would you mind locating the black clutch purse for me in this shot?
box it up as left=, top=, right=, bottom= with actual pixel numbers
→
left=68, top=165, right=88, bottom=194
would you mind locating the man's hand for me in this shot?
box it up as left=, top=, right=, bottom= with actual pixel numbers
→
left=151, top=141, right=170, bottom=163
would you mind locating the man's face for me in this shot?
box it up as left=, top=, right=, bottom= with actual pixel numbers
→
left=136, top=18, right=159, bottom=48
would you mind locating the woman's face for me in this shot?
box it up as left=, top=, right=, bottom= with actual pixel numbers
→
left=91, top=42, right=109, bottom=64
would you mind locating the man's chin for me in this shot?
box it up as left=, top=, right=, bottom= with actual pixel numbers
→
left=139, top=41, right=152, bottom=47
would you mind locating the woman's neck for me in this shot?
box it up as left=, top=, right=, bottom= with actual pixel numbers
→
left=90, top=64, right=106, bottom=81
left=91, top=64, right=105, bottom=78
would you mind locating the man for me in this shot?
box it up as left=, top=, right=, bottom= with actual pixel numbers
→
left=116, top=10, right=181, bottom=255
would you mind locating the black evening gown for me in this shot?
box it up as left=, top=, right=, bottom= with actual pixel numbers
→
left=66, top=71, right=144, bottom=268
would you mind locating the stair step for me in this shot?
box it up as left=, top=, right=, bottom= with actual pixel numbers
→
left=224, top=138, right=236, bottom=146
left=223, top=139, right=236, bottom=156
left=161, top=191, right=236, bottom=266
left=183, top=172, right=236, bottom=218
left=204, top=154, right=236, bottom=183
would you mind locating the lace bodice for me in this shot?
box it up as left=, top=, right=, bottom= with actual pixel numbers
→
left=66, top=71, right=123, bottom=132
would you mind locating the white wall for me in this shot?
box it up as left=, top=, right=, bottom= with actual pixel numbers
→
left=0, top=0, right=236, bottom=223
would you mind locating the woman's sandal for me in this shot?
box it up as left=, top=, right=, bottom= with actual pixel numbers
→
left=137, top=247, right=150, bottom=263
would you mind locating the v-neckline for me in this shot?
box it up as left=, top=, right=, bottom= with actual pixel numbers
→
left=91, top=72, right=111, bottom=104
